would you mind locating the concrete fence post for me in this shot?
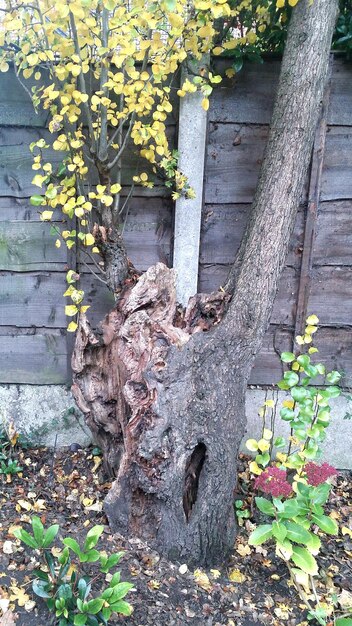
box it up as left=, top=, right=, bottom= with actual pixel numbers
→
left=173, top=66, right=208, bottom=306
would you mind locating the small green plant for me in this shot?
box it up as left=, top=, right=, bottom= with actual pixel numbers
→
left=14, top=518, right=133, bottom=626
left=234, top=499, right=250, bottom=523
left=245, top=315, right=349, bottom=626
left=0, top=458, right=23, bottom=476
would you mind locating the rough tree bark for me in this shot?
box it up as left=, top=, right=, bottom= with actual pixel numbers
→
left=72, top=0, right=338, bottom=566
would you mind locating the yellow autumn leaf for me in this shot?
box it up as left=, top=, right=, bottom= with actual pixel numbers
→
left=65, top=305, right=78, bottom=317
left=40, top=210, right=53, bottom=221
left=292, top=361, right=300, bottom=371
left=210, top=569, right=221, bottom=579
left=228, top=568, right=246, bottom=583
left=263, top=428, right=273, bottom=440
left=80, top=305, right=90, bottom=313
left=9, top=585, right=30, bottom=607
left=296, top=335, right=305, bottom=345
left=83, top=233, right=95, bottom=246
left=264, top=399, right=275, bottom=408
left=257, top=438, right=270, bottom=452
left=249, top=461, right=262, bottom=475
left=67, top=321, right=78, bottom=332
left=245, top=439, right=258, bottom=452
left=308, top=346, right=319, bottom=354
left=305, top=324, right=318, bottom=335
left=283, top=400, right=294, bottom=409
left=288, top=0, right=299, bottom=6
left=306, top=314, right=319, bottom=325
left=55, top=239, right=61, bottom=248
left=193, top=569, right=212, bottom=591
left=110, top=183, right=121, bottom=194
left=92, top=456, right=102, bottom=472
left=304, top=334, right=313, bottom=343
left=201, top=97, right=209, bottom=111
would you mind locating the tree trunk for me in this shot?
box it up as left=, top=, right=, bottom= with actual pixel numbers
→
left=72, top=0, right=338, bottom=566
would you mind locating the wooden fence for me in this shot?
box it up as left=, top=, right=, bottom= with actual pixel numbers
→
left=1, top=56, right=352, bottom=386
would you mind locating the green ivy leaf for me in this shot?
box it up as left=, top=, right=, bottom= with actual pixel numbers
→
left=283, top=371, right=299, bottom=387
left=281, top=352, right=295, bottom=363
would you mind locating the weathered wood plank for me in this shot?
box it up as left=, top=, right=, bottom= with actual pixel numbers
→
left=308, top=267, right=352, bottom=326
left=200, top=204, right=304, bottom=268
left=249, top=325, right=352, bottom=387
left=0, top=127, right=176, bottom=198
left=328, top=58, right=352, bottom=126
left=314, top=327, right=352, bottom=387
left=199, top=265, right=299, bottom=326
left=0, top=272, right=66, bottom=328
left=210, top=59, right=280, bottom=124
left=314, top=200, right=352, bottom=264
left=0, top=221, right=67, bottom=271
left=204, top=123, right=268, bottom=204
left=0, top=128, right=63, bottom=198
left=0, top=68, right=48, bottom=127
left=321, top=126, right=352, bottom=200
left=0, top=67, right=179, bottom=127
left=0, top=332, right=68, bottom=384
left=204, top=123, right=309, bottom=204
left=249, top=327, right=293, bottom=385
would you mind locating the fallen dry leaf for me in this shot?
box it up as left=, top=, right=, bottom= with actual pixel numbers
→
left=228, top=568, right=246, bottom=583
left=194, top=569, right=213, bottom=592
left=0, top=609, right=18, bottom=626
left=236, top=543, right=251, bottom=557
left=9, top=586, right=30, bottom=608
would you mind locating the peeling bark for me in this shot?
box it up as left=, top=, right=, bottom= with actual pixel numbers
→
left=72, top=0, right=338, bottom=566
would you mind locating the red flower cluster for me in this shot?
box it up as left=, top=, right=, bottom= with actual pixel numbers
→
left=254, top=467, right=293, bottom=498
left=304, top=462, right=337, bottom=486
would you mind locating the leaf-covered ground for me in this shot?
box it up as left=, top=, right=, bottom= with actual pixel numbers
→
left=0, top=447, right=351, bottom=626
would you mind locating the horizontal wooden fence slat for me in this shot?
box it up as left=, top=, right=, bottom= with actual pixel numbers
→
left=204, top=123, right=268, bottom=204
left=0, top=332, right=68, bottom=384
left=0, top=221, right=66, bottom=271
left=308, top=266, right=352, bottom=325
left=200, top=204, right=304, bottom=268
left=328, top=59, right=352, bottom=126
left=210, top=59, right=280, bottom=124
left=321, top=126, right=352, bottom=200
left=249, top=327, right=293, bottom=385
left=0, top=272, right=66, bottom=328
left=314, top=200, right=352, bottom=264
left=0, top=127, right=175, bottom=199
left=0, top=68, right=48, bottom=127
left=199, top=265, right=299, bottom=326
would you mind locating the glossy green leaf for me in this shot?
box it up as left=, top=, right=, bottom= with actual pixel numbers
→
left=43, top=524, right=59, bottom=548
left=255, top=497, right=275, bottom=516
left=248, top=524, right=273, bottom=546
left=291, top=546, right=318, bottom=575
left=311, top=514, right=338, bottom=535
left=285, top=521, right=312, bottom=545
left=281, top=352, right=295, bottom=363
